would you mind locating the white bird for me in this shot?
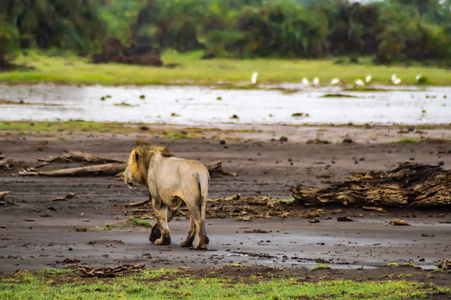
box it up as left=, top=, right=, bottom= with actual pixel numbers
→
left=391, top=74, right=401, bottom=85
left=391, top=74, right=397, bottom=82
left=251, top=71, right=258, bottom=84
left=355, top=79, right=364, bottom=86
left=365, top=75, right=372, bottom=83
left=331, top=78, right=340, bottom=85
left=302, top=77, right=309, bottom=85
left=416, top=74, right=421, bottom=81
left=313, top=77, right=319, bottom=86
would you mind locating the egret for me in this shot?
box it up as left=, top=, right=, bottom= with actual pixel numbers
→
left=251, top=71, right=258, bottom=84
left=391, top=74, right=397, bottom=82
left=391, top=74, right=401, bottom=85
left=313, top=77, right=319, bottom=86
left=355, top=79, right=364, bottom=86
left=302, top=77, right=309, bottom=85
left=331, top=78, right=340, bottom=85
left=416, top=74, right=422, bottom=81
left=365, top=75, right=372, bottom=83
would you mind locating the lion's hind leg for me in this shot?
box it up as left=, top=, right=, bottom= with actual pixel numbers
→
left=152, top=205, right=172, bottom=246
left=181, top=216, right=196, bottom=248
left=149, top=223, right=161, bottom=243
left=185, top=202, right=207, bottom=250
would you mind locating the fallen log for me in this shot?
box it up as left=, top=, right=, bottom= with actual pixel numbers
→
left=38, top=151, right=123, bottom=164
left=20, top=163, right=127, bottom=177
left=19, top=161, right=235, bottom=177
left=291, top=163, right=451, bottom=208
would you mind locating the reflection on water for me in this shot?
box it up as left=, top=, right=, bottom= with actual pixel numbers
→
left=0, top=84, right=450, bottom=125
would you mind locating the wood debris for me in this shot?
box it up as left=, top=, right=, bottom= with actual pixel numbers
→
left=291, top=163, right=451, bottom=208
left=0, top=191, right=13, bottom=206
left=20, top=163, right=127, bottom=177
left=389, top=219, right=410, bottom=226
left=437, top=258, right=450, bottom=270
left=38, top=151, right=123, bottom=164
left=78, top=264, right=146, bottom=277
left=20, top=154, right=236, bottom=178
left=51, top=193, right=78, bottom=202
left=122, top=199, right=151, bottom=208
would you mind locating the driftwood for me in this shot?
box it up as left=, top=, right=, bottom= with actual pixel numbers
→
left=20, top=163, right=127, bottom=177
left=0, top=191, right=12, bottom=206
left=20, top=158, right=235, bottom=178
left=291, top=163, right=451, bottom=208
left=38, top=151, right=123, bottom=164
left=206, top=161, right=237, bottom=177
left=122, top=199, right=151, bottom=208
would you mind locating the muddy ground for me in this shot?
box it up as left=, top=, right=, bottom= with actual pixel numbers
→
left=0, top=125, right=450, bottom=285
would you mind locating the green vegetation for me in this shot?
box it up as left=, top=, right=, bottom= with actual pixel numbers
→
left=0, top=268, right=449, bottom=300
left=1, top=1, right=451, bottom=69
left=129, top=217, right=153, bottom=228
left=2, top=51, right=451, bottom=86
left=0, top=120, right=138, bottom=134
left=392, top=137, right=418, bottom=144
left=309, top=264, right=332, bottom=271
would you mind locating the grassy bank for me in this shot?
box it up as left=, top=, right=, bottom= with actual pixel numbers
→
left=0, top=268, right=449, bottom=300
left=0, top=120, right=247, bottom=139
left=1, top=50, right=450, bottom=86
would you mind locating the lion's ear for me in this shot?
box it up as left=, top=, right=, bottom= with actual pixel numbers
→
left=134, top=151, right=139, bottom=161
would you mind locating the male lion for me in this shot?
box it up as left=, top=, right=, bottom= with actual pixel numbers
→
left=124, top=145, right=210, bottom=250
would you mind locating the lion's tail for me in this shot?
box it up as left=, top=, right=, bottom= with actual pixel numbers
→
left=197, top=168, right=210, bottom=221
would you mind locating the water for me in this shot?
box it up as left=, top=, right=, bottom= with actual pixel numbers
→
left=0, top=84, right=450, bottom=125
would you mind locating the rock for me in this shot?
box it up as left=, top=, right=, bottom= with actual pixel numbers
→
left=308, top=218, right=321, bottom=223
left=337, top=216, right=353, bottom=222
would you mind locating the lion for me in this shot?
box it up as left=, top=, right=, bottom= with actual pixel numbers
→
left=124, top=145, right=210, bottom=250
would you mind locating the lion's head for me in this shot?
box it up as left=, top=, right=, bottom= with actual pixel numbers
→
left=124, top=145, right=172, bottom=188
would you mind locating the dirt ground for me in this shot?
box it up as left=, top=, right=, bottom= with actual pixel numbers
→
left=0, top=124, right=450, bottom=285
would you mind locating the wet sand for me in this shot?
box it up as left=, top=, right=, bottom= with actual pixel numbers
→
left=0, top=125, right=450, bottom=279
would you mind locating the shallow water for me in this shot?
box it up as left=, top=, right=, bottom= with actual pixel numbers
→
left=0, top=84, right=450, bottom=125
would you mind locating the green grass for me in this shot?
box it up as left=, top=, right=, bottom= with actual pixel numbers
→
left=392, top=137, right=417, bottom=144
left=0, top=120, right=203, bottom=139
left=1, top=50, right=451, bottom=86
left=0, top=120, right=136, bottom=134
left=309, top=264, right=332, bottom=271
left=129, top=217, right=153, bottom=228
left=0, top=268, right=449, bottom=300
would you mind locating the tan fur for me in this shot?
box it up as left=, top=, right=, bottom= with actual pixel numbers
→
left=124, top=145, right=210, bottom=250
left=128, top=145, right=172, bottom=184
